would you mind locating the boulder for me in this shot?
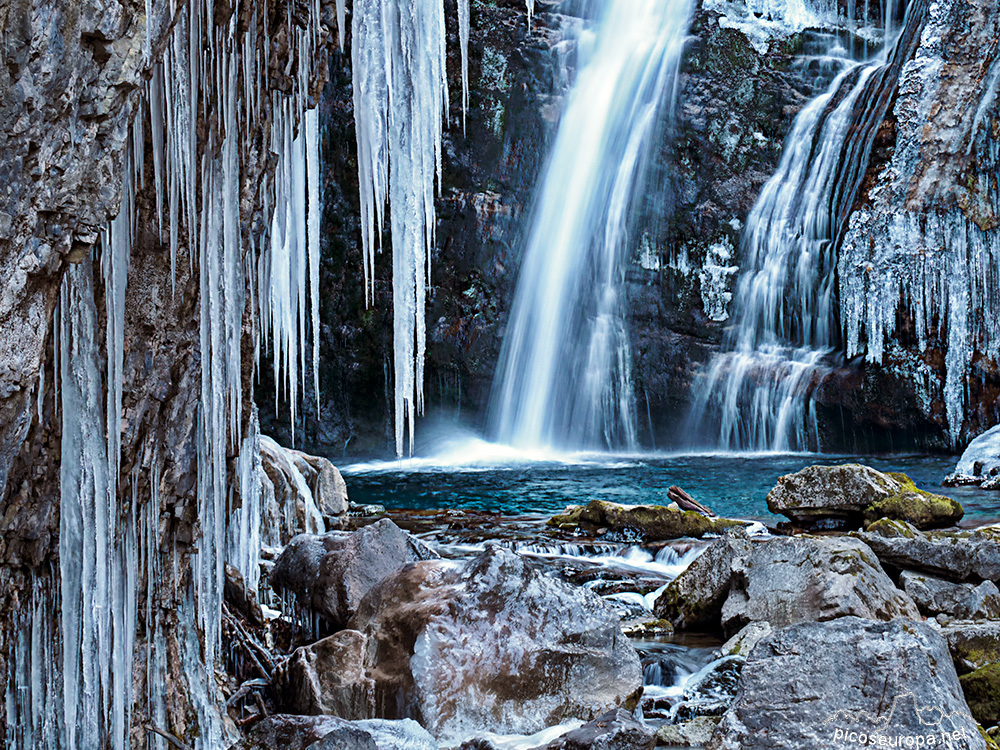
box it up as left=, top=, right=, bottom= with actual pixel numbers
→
left=899, top=571, right=1000, bottom=620
left=766, top=464, right=962, bottom=530
left=855, top=523, right=1000, bottom=583
left=273, top=630, right=375, bottom=717
left=233, top=715, right=437, bottom=750
left=224, top=562, right=264, bottom=626
left=652, top=533, right=752, bottom=629
left=946, top=425, right=1000, bottom=488
left=541, top=709, right=655, bottom=750
left=654, top=535, right=919, bottom=635
left=959, top=663, right=1000, bottom=727
left=707, top=618, right=983, bottom=750
left=548, top=500, right=748, bottom=540
left=655, top=717, right=719, bottom=748
left=269, top=519, right=438, bottom=629
left=672, top=656, right=744, bottom=721
left=261, top=436, right=333, bottom=545
left=716, top=622, right=772, bottom=659
left=939, top=621, right=1000, bottom=674
left=345, top=546, right=642, bottom=743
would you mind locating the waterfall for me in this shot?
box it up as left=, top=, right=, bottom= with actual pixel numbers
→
left=489, top=0, right=694, bottom=452
left=687, top=0, right=926, bottom=452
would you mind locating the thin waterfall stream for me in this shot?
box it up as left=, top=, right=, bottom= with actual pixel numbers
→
left=488, top=0, right=694, bottom=452
left=687, top=0, right=927, bottom=452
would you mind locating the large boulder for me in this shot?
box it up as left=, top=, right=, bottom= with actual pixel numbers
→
left=285, top=546, right=642, bottom=744
left=767, top=464, right=963, bottom=530
left=269, top=519, right=438, bottom=629
left=855, top=522, right=1000, bottom=583
left=548, top=500, right=748, bottom=540
left=899, top=571, right=1000, bottom=620
left=707, top=618, right=983, bottom=750
left=274, top=630, right=375, bottom=717
left=233, top=715, right=437, bottom=750
left=655, top=535, right=919, bottom=635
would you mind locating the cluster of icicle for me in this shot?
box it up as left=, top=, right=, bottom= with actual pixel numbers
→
left=839, top=3, right=1000, bottom=445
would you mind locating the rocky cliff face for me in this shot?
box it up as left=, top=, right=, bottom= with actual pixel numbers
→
left=0, top=0, right=335, bottom=747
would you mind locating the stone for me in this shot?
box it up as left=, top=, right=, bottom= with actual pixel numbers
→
left=947, top=425, right=1000, bottom=487
left=855, top=524, right=1000, bottom=583
left=225, top=562, right=264, bottom=626
left=766, top=464, right=963, bottom=530
left=655, top=717, right=720, bottom=747
left=707, top=617, right=983, bottom=750
left=269, top=519, right=438, bottom=629
left=261, top=436, right=335, bottom=546
left=960, top=663, right=1000, bottom=727
left=350, top=547, right=643, bottom=743
left=939, top=621, right=1000, bottom=674
left=652, top=533, right=752, bottom=629
left=716, top=621, right=772, bottom=658
left=273, top=630, right=375, bottom=717
left=234, top=715, right=438, bottom=750
left=541, top=709, right=655, bottom=750
left=548, top=500, right=748, bottom=540
left=655, top=535, right=919, bottom=635
left=899, top=571, right=1000, bottom=620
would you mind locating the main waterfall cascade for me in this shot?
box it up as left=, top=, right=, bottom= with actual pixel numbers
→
left=489, top=0, right=695, bottom=452
left=686, top=0, right=925, bottom=452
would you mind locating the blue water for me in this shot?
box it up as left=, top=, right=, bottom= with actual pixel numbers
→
left=341, top=448, right=998, bottom=523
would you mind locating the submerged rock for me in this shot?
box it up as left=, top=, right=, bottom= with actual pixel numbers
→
left=309, top=546, right=642, bottom=743
left=707, top=618, right=983, bottom=750
left=899, top=570, right=1000, bottom=620
left=548, top=499, right=748, bottom=541
left=234, top=715, right=437, bottom=750
left=654, top=535, right=918, bottom=635
left=855, top=523, right=1000, bottom=583
left=766, top=464, right=963, bottom=530
left=269, top=519, right=438, bottom=629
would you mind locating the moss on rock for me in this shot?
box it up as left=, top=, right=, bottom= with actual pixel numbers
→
left=548, top=499, right=748, bottom=540
left=863, top=472, right=964, bottom=530
left=960, top=662, right=1000, bottom=726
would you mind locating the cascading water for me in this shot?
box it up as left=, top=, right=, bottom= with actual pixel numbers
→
left=687, top=0, right=925, bottom=452
left=489, top=0, right=694, bottom=452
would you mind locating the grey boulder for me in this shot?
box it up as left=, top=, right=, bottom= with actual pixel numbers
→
left=899, top=570, right=1000, bottom=620
left=855, top=521, right=1000, bottom=583
left=269, top=519, right=438, bottom=629
left=655, top=535, right=919, bottom=635
left=707, top=617, right=983, bottom=749
left=541, top=709, right=655, bottom=750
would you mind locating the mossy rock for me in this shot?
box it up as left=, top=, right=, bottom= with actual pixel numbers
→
left=863, top=517, right=920, bottom=538
left=547, top=499, right=748, bottom=541
left=863, top=472, right=964, bottom=530
left=960, top=662, right=1000, bottom=726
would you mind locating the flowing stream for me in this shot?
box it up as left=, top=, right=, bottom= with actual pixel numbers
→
left=489, top=0, right=694, bottom=452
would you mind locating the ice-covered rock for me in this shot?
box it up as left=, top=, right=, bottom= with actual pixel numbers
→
left=540, top=708, right=655, bottom=750
left=655, top=535, right=919, bottom=635
left=947, top=425, right=1000, bottom=488
left=274, top=630, right=375, bottom=717
left=234, top=715, right=438, bottom=750
left=899, top=571, right=1000, bottom=620
left=327, top=547, right=643, bottom=743
left=261, top=435, right=348, bottom=545
left=707, top=617, right=982, bottom=749
left=269, top=519, right=438, bottom=629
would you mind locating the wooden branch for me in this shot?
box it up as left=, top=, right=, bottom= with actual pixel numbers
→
left=145, top=725, right=195, bottom=750
left=668, top=485, right=716, bottom=517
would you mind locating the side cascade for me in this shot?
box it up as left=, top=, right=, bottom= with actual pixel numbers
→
left=687, top=0, right=927, bottom=452
left=839, top=0, right=1000, bottom=445
left=489, top=0, right=695, bottom=452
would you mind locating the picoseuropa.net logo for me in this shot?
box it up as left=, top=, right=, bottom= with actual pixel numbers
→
left=821, top=691, right=978, bottom=748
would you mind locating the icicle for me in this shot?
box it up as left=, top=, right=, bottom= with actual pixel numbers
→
left=337, top=0, right=347, bottom=49
left=459, top=0, right=470, bottom=134
left=526, top=0, right=534, bottom=29
left=306, top=108, right=322, bottom=410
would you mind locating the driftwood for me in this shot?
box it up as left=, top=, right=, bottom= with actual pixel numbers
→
left=145, top=726, right=195, bottom=750
left=667, top=485, right=716, bottom=517
left=223, top=606, right=277, bottom=680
